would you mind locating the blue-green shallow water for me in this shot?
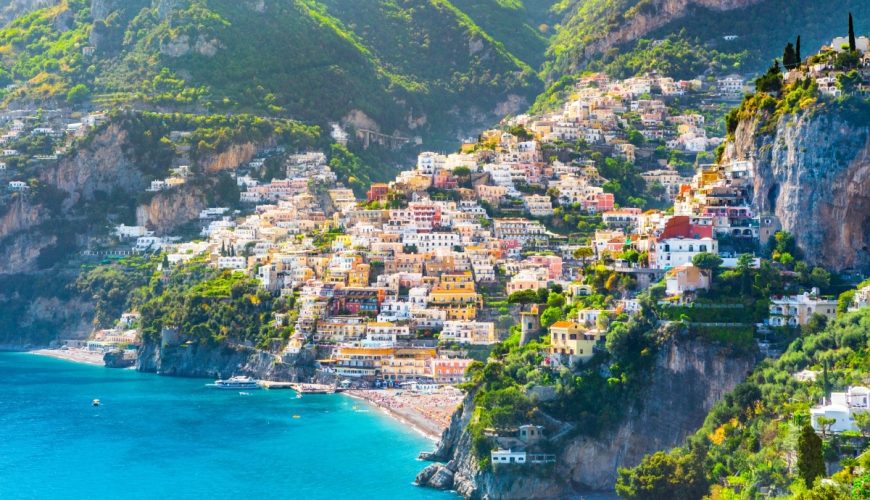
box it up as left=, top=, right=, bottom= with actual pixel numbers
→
left=0, top=352, right=452, bottom=499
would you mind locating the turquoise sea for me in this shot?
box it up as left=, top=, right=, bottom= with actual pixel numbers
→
left=0, top=352, right=451, bottom=499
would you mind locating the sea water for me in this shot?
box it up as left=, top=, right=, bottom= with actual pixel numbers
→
left=0, top=352, right=452, bottom=499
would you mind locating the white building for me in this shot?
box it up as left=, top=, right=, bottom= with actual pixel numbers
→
left=7, top=180, right=28, bottom=191
left=491, top=449, right=526, bottom=465
left=524, top=194, right=553, bottom=217
left=115, top=224, right=153, bottom=239
left=768, top=289, right=837, bottom=327
left=217, top=256, right=247, bottom=270
left=440, top=321, right=497, bottom=345
left=652, top=237, right=717, bottom=270
left=811, top=386, right=870, bottom=433
left=717, top=75, right=744, bottom=95
left=417, top=152, right=445, bottom=175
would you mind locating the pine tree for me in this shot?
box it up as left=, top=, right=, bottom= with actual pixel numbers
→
left=849, top=12, right=856, bottom=52
left=796, top=35, right=801, bottom=62
left=797, top=425, right=825, bottom=488
left=783, top=42, right=797, bottom=69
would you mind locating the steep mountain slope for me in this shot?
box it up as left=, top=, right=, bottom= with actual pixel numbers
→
left=0, top=0, right=58, bottom=25
left=418, top=329, right=757, bottom=497
left=0, top=0, right=551, bottom=142
left=545, top=0, right=870, bottom=80
left=723, top=91, right=870, bottom=273
left=0, top=111, right=320, bottom=345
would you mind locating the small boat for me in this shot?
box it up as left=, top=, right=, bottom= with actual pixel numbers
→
left=209, top=376, right=260, bottom=390
left=292, top=415, right=301, bottom=419
left=239, top=392, right=251, bottom=396
left=92, top=399, right=100, bottom=407
left=296, top=393, right=303, bottom=399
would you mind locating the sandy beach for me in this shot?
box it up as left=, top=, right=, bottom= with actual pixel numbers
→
left=29, top=348, right=106, bottom=366
left=345, top=388, right=463, bottom=441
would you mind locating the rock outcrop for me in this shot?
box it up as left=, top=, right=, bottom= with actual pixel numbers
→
left=420, top=336, right=756, bottom=498
left=40, top=122, right=146, bottom=209
left=137, top=340, right=318, bottom=381
left=103, top=349, right=135, bottom=368
left=136, top=184, right=209, bottom=235
left=724, top=104, right=870, bottom=271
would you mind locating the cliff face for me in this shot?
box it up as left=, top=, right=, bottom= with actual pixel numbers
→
left=420, top=336, right=756, bottom=498
left=0, top=197, right=53, bottom=274
left=40, top=123, right=146, bottom=209
left=724, top=106, right=870, bottom=271
left=136, top=184, right=209, bottom=235
left=199, top=141, right=261, bottom=173
left=137, top=340, right=317, bottom=381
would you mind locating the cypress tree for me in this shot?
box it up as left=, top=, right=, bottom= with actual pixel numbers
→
left=162, top=254, right=170, bottom=270
left=797, top=425, right=825, bottom=488
left=849, top=12, right=856, bottom=52
left=796, top=35, right=801, bottom=62
left=783, top=42, right=797, bottom=69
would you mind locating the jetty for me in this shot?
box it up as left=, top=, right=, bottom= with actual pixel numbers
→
left=257, top=381, right=339, bottom=394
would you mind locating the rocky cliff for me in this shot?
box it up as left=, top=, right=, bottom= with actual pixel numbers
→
left=137, top=340, right=318, bottom=381
left=40, top=122, right=146, bottom=209
left=419, top=336, right=756, bottom=498
left=136, top=184, right=209, bottom=235
left=723, top=103, right=870, bottom=272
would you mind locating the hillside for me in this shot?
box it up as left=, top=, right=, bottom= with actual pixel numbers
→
left=618, top=306, right=870, bottom=498
left=539, top=0, right=870, bottom=103
left=0, top=0, right=553, bottom=144
left=0, top=110, right=320, bottom=345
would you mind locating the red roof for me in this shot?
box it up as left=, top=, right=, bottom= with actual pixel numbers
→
left=660, top=216, right=713, bottom=239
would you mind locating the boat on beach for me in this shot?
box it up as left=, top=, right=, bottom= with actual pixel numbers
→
left=208, top=376, right=260, bottom=390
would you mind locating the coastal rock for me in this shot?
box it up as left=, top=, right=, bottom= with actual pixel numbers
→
left=722, top=104, right=870, bottom=272
left=137, top=340, right=317, bottom=381
left=415, top=464, right=439, bottom=485
left=420, top=334, right=757, bottom=498
left=427, top=465, right=455, bottom=490
left=103, top=349, right=135, bottom=368
left=415, top=463, right=455, bottom=490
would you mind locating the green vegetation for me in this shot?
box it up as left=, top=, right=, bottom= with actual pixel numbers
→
left=76, top=255, right=158, bottom=328
left=463, top=266, right=675, bottom=470
left=618, top=307, right=870, bottom=498
left=596, top=32, right=747, bottom=81
left=137, top=263, right=286, bottom=348
left=542, top=0, right=870, bottom=102
left=0, top=0, right=545, bottom=141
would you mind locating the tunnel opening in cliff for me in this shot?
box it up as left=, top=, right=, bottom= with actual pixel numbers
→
left=766, top=183, right=780, bottom=211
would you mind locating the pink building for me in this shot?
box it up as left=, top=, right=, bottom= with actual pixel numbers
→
left=582, top=192, right=614, bottom=213
left=527, top=255, right=563, bottom=280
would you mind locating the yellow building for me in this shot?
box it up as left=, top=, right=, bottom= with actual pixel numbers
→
left=548, top=321, right=601, bottom=363
left=348, top=263, right=370, bottom=287
left=382, top=348, right=438, bottom=381
left=429, top=271, right=481, bottom=306
left=315, top=317, right=367, bottom=343
left=330, top=346, right=395, bottom=379
left=444, top=305, right=478, bottom=321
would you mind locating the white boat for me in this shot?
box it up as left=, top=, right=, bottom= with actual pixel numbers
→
left=209, top=376, right=260, bottom=390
